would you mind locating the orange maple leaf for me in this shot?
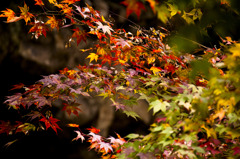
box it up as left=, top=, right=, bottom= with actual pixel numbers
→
left=87, top=126, right=100, bottom=134
left=56, top=4, right=73, bottom=16
left=0, top=8, right=23, bottom=23
left=46, top=15, right=59, bottom=30
left=34, top=0, right=44, bottom=6
left=61, top=0, right=81, bottom=5
left=121, top=0, right=145, bottom=19
left=19, top=3, right=34, bottom=24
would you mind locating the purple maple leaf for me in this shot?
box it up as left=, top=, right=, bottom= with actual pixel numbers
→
left=5, top=93, right=22, bottom=107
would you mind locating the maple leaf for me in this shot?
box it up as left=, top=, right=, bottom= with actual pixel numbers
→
left=34, top=0, right=44, bottom=6
left=87, top=126, right=100, bottom=134
left=72, top=130, right=85, bottom=142
left=121, top=0, right=145, bottom=19
left=10, top=83, right=25, bottom=91
left=26, top=111, right=41, bottom=120
left=74, top=5, right=91, bottom=19
left=16, top=123, right=36, bottom=134
left=62, top=102, right=82, bottom=117
left=0, top=121, right=22, bottom=135
left=88, top=132, right=102, bottom=142
left=98, top=142, right=113, bottom=153
left=108, top=135, right=125, bottom=146
left=40, top=116, right=62, bottom=134
left=56, top=3, right=73, bottom=16
left=96, top=21, right=113, bottom=35
left=34, top=95, right=52, bottom=108
left=87, top=53, right=99, bottom=63
left=71, top=27, right=88, bottom=45
left=61, top=0, right=81, bottom=5
left=0, top=8, right=23, bottom=23
left=46, top=15, right=59, bottom=30
left=150, top=66, right=162, bottom=75
left=19, top=3, right=34, bottom=24
left=28, top=20, right=48, bottom=39
left=4, top=93, right=22, bottom=109
left=114, top=38, right=131, bottom=48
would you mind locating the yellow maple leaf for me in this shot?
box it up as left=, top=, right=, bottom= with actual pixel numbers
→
left=87, top=53, right=98, bottom=63
left=150, top=66, right=162, bottom=75
left=19, top=3, right=34, bottom=24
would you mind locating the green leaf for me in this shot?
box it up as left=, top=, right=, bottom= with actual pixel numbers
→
left=125, top=133, right=140, bottom=139
left=151, top=125, right=163, bottom=132
left=149, top=100, right=170, bottom=114
left=123, top=110, right=140, bottom=120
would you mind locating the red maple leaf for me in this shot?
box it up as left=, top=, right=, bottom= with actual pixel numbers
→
left=40, top=116, right=62, bottom=134
left=72, top=27, right=89, bottom=45
left=0, top=121, right=22, bottom=135
left=28, top=20, right=48, bottom=39
left=121, top=0, right=145, bottom=19
left=9, top=83, right=25, bottom=91
left=62, top=102, right=82, bottom=117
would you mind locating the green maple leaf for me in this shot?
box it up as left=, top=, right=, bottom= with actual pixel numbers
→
left=149, top=100, right=170, bottom=114
left=123, top=110, right=140, bottom=120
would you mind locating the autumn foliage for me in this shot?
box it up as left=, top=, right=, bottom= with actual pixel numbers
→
left=1, top=0, right=240, bottom=158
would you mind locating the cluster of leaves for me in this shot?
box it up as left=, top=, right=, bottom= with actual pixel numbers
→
left=1, top=0, right=240, bottom=158
left=69, top=125, right=126, bottom=158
